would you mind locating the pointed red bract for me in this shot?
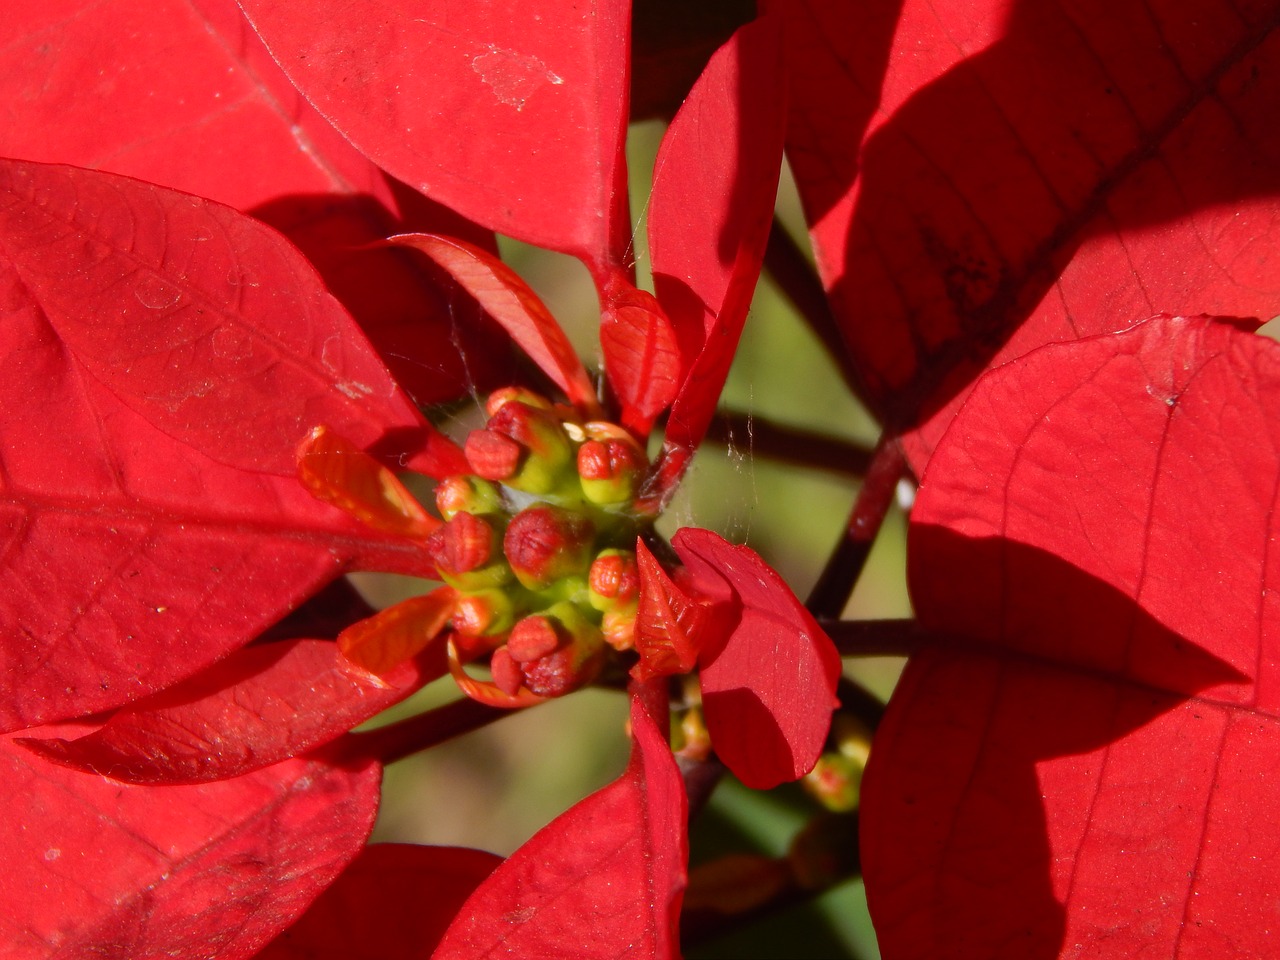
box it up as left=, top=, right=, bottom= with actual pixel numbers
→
left=338, top=590, right=457, bottom=678
left=633, top=539, right=711, bottom=682
left=782, top=0, right=1280, bottom=470
left=599, top=273, right=681, bottom=437
left=0, top=736, right=380, bottom=959
left=259, top=844, right=502, bottom=959
left=432, top=694, right=687, bottom=959
left=237, top=0, right=632, bottom=274
left=672, top=528, right=841, bottom=790
left=864, top=315, right=1280, bottom=957
left=17, top=639, right=438, bottom=784
left=0, top=160, right=440, bottom=730
left=392, top=234, right=603, bottom=416
left=645, top=20, right=787, bottom=499
left=298, top=425, right=449, bottom=536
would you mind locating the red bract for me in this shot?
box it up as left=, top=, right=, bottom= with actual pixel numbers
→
left=1, top=0, right=508, bottom=404
left=776, top=0, right=1280, bottom=471
left=236, top=0, right=633, bottom=277
left=1, top=728, right=379, bottom=959
left=18, top=639, right=439, bottom=785
left=863, top=315, right=1280, bottom=957
left=432, top=694, right=687, bottom=959
left=671, top=530, right=842, bottom=790
left=0, top=158, right=448, bottom=731
left=0, top=3, right=844, bottom=949
left=258, top=844, right=502, bottom=959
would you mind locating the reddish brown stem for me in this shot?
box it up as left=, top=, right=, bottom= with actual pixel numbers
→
left=763, top=218, right=863, bottom=399
left=703, top=412, right=872, bottom=477
left=823, top=618, right=924, bottom=659
left=338, top=697, right=515, bottom=767
left=807, top=436, right=907, bottom=620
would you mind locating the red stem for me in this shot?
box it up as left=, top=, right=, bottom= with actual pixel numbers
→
left=823, top=618, right=923, bottom=658
left=337, top=697, right=516, bottom=767
left=807, top=435, right=907, bottom=620
left=763, top=219, right=863, bottom=399
left=703, top=412, right=872, bottom=477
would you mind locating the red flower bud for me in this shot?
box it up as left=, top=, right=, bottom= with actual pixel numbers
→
left=464, top=429, right=522, bottom=481
left=427, top=512, right=510, bottom=589
left=435, top=474, right=502, bottom=519
left=485, top=400, right=573, bottom=493
left=588, top=549, right=640, bottom=610
left=503, top=505, right=594, bottom=590
left=577, top=430, right=647, bottom=505
left=491, top=603, right=604, bottom=698
left=485, top=386, right=553, bottom=416
left=489, top=646, right=525, bottom=697
left=506, top=615, right=563, bottom=662
left=451, top=588, right=516, bottom=638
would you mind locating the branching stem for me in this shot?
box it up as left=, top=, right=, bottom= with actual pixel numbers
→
left=807, top=436, right=907, bottom=619
left=339, top=697, right=517, bottom=766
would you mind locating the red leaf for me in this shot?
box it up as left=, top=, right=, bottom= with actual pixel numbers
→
left=1, top=0, right=502, bottom=407
left=0, top=158, right=427, bottom=474
left=599, top=273, right=682, bottom=437
left=864, top=315, right=1280, bottom=956
left=298, top=425, right=449, bottom=535
left=259, top=844, right=501, bottom=960
left=391, top=234, right=602, bottom=415
left=432, top=694, right=687, bottom=959
left=17, top=639, right=437, bottom=784
left=781, top=0, right=1280, bottom=471
left=0, top=160, right=438, bottom=730
left=645, top=20, right=787, bottom=499
left=338, top=590, right=457, bottom=678
left=632, top=538, right=712, bottom=682
left=671, top=528, right=841, bottom=790
left=237, top=0, right=633, bottom=273
left=2, top=0, right=385, bottom=212
left=0, top=737, right=380, bottom=959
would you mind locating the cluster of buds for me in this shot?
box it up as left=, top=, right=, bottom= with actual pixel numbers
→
left=422, top=388, right=652, bottom=699
left=800, top=712, right=873, bottom=812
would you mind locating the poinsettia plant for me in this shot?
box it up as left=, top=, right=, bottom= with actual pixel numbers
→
left=3, top=0, right=1280, bottom=957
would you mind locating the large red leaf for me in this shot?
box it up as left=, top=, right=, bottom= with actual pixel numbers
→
left=646, top=19, right=787, bottom=494
left=0, top=733, right=380, bottom=959
left=259, top=844, right=502, bottom=959
left=237, top=0, right=633, bottom=275
left=779, top=0, right=1280, bottom=471
left=17, top=639, right=440, bottom=784
left=0, top=158, right=434, bottom=474
left=1, top=0, right=507, bottom=405
left=432, top=694, right=687, bottom=959
left=672, top=528, right=841, bottom=790
left=0, top=159, right=439, bottom=730
left=863, top=315, right=1280, bottom=957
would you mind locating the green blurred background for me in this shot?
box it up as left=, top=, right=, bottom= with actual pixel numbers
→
left=353, top=120, right=910, bottom=959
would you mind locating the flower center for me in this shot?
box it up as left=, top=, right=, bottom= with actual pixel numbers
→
left=431, top=388, right=652, bottom=697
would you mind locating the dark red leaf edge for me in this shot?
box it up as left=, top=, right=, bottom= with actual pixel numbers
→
left=259, top=844, right=502, bottom=960
left=389, top=233, right=601, bottom=415
left=16, top=639, right=440, bottom=784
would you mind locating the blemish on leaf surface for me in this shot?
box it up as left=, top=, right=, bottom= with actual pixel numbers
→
left=471, top=45, right=563, bottom=111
